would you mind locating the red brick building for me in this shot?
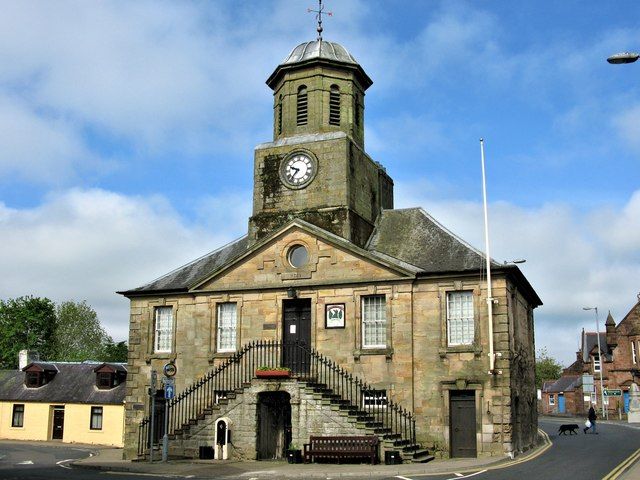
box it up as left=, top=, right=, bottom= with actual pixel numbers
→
left=542, top=295, right=640, bottom=416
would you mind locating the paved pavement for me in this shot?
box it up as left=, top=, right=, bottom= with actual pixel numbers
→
left=71, top=418, right=640, bottom=479
left=73, top=447, right=515, bottom=479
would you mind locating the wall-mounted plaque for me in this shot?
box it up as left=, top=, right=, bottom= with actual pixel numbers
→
left=325, top=304, right=345, bottom=329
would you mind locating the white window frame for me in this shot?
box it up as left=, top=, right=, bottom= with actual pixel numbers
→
left=632, top=341, right=637, bottom=365
left=446, top=291, right=474, bottom=346
left=362, top=389, right=388, bottom=409
left=90, top=406, right=103, bottom=430
left=549, top=395, right=555, bottom=406
left=216, top=303, right=237, bottom=353
left=154, top=306, right=173, bottom=353
left=362, top=295, right=387, bottom=349
left=593, top=353, right=601, bottom=373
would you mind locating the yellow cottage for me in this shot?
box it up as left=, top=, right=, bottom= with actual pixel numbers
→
left=0, top=360, right=126, bottom=447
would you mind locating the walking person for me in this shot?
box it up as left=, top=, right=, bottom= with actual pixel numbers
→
left=584, top=405, right=598, bottom=434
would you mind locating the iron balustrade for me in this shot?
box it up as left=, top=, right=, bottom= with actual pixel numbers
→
left=137, top=340, right=417, bottom=457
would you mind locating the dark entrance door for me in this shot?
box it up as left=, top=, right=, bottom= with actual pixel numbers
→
left=450, top=390, right=476, bottom=457
left=256, top=392, right=291, bottom=460
left=52, top=406, right=64, bottom=440
left=282, top=299, right=311, bottom=374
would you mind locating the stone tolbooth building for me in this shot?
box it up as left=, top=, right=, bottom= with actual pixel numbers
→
left=120, top=38, right=542, bottom=462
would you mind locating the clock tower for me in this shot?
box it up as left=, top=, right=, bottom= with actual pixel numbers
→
left=248, top=40, right=393, bottom=247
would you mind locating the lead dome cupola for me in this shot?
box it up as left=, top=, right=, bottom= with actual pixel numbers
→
left=266, top=39, right=372, bottom=90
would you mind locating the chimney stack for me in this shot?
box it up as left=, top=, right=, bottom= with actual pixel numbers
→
left=18, top=350, right=40, bottom=370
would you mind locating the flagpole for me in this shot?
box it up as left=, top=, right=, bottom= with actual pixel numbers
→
left=480, top=138, right=496, bottom=374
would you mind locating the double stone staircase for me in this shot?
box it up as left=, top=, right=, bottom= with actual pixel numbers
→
left=137, top=340, right=435, bottom=464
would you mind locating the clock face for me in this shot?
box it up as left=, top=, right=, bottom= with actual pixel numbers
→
left=280, top=153, right=316, bottom=188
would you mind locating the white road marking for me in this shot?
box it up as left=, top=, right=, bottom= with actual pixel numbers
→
left=396, top=476, right=414, bottom=480
left=56, top=459, right=75, bottom=469
left=105, top=473, right=195, bottom=478
left=445, top=470, right=487, bottom=480
left=17, top=460, right=34, bottom=465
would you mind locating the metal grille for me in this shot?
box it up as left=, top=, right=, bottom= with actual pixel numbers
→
left=217, top=303, right=237, bottom=352
left=362, top=295, right=386, bottom=348
left=297, top=86, right=308, bottom=125
left=329, top=85, right=340, bottom=125
left=154, top=306, right=173, bottom=353
left=447, top=291, right=474, bottom=345
left=277, top=94, right=283, bottom=134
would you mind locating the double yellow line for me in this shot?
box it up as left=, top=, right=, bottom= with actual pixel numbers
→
left=603, top=447, right=640, bottom=480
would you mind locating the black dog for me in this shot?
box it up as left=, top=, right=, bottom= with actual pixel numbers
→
left=558, top=424, right=580, bottom=435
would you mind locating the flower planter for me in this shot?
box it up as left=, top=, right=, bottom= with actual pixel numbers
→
left=255, top=369, right=291, bottom=379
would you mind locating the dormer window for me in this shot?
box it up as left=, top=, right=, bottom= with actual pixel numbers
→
left=593, top=354, right=601, bottom=373
left=97, top=372, right=114, bottom=389
left=23, top=363, right=57, bottom=388
left=26, top=372, right=42, bottom=388
left=94, top=363, right=127, bottom=389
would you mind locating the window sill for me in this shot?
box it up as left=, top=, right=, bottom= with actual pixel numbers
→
left=438, top=346, right=482, bottom=358
left=354, top=347, right=393, bottom=361
left=208, top=351, right=237, bottom=363
left=145, top=353, right=176, bottom=364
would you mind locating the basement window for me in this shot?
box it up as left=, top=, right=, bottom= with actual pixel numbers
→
left=363, top=389, right=387, bottom=409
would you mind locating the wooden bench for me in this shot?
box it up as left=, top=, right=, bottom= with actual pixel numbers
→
left=303, top=435, right=378, bottom=464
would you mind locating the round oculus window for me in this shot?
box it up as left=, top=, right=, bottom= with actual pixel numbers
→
left=288, top=245, right=308, bottom=268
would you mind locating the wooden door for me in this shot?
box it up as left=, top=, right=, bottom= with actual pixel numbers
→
left=282, top=299, right=311, bottom=374
left=256, top=392, right=291, bottom=460
left=450, top=391, right=476, bottom=457
left=52, top=407, right=65, bottom=440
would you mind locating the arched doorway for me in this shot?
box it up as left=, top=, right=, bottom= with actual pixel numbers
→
left=256, top=391, right=291, bottom=460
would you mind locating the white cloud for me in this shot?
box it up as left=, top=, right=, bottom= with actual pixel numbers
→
left=0, top=188, right=242, bottom=342
left=396, top=181, right=640, bottom=365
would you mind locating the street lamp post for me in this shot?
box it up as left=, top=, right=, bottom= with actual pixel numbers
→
left=583, top=307, right=607, bottom=418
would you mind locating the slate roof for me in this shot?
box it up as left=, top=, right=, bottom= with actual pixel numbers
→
left=543, top=375, right=581, bottom=393
left=0, top=362, right=126, bottom=405
left=582, top=331, right=611, bottom=362
left=119, top=207, right=541, bottom=306
left=367, top=208, right=494, bottom=273
left=119, top=236, right=248, bottom=295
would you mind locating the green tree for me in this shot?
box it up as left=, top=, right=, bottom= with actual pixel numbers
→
left=52, top=300, right=113, bottom=362
left=0, top=296, right=57, bottom=369
left=535, top=347, right=563, bottom=389
left=103, top=340, right=129, bottom=363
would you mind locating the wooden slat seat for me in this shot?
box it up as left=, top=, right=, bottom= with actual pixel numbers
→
left=303, top=435, right=378, bottom=464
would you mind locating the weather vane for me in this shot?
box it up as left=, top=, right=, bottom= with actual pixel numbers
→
left=308, top=0, right=332, bottom=41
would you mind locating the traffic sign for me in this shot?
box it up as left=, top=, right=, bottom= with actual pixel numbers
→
left=164, top=378, right=175, bottom=399
left=603, top=389, right=622, bottom=397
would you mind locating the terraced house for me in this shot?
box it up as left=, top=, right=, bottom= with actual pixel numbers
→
left=120, top=36, right=542, bottom=462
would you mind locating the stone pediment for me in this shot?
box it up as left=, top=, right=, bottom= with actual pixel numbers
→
left=191, top=220, right=415, bottom=292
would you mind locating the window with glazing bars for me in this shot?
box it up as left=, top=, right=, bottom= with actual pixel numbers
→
left=90, top=406, right=103, bottom=430
left=593, top=354, right=601, bottom=372
left=217, top=303, right=237, bottom=352
left=329, top=85, right=340, bottom=125
left=362, top=389, right=387, bottom=409
left=447, top=291, right=474, bottom=345
left=154, top=306, right=173, bottom=353
left=633, top=341, right=637, bottom=365
left=362, top=295, right=386, bottom=348
left=297, top=86, right=308, bottom=125
left=12, top=404, right=24, bottom=427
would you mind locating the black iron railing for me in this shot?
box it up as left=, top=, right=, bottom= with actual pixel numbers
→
left=137, top=340, right=417, bottom=457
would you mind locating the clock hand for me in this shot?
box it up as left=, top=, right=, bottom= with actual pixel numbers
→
left=290, top=166, right=300, bottom=176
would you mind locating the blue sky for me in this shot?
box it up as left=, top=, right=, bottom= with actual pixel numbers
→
left=1, top=1, right=639, bottom=366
